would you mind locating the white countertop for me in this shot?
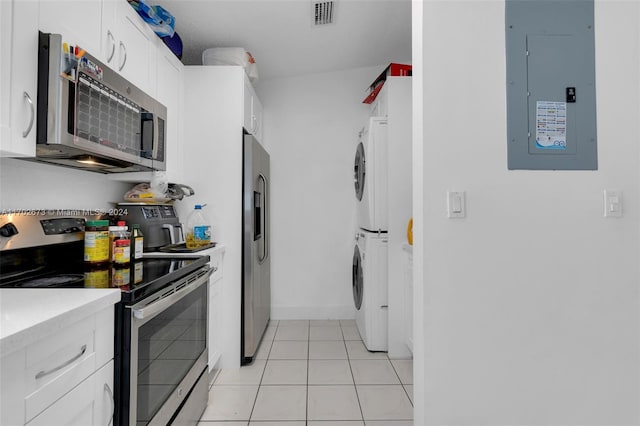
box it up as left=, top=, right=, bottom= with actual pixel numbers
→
left=0, top=289, right=121, bottom=358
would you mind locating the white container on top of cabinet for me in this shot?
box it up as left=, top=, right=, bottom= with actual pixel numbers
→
left=0, top=0, right=38, bottom=157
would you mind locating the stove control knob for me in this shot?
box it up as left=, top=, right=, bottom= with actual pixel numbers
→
left=0, top=222, right=18, bottom=237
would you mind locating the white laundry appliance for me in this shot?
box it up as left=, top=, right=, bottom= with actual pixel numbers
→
left=352, top=230, right=388, bottom=351
left=354, top=117, right=389, bottom=232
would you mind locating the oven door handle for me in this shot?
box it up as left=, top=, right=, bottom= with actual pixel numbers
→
left=131, top=267, right=212, bottom=321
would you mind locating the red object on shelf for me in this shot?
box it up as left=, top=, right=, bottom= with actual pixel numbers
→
left=363, top=63, right=412, bottom=104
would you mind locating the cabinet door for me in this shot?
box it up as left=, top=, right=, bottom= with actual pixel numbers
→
left=252, top=93, right=263, bottom=143
left=243, top=76, right=263, bottom=143
left=93, top=361, right=115, bottom=426
left=0, top=1, right=11, bottom=151
left=3, top=0, right=38, bottom=157
left=26, top=360, right=114, bottom=426
left=39, top=0, right=103, bottom=58
left=156, top=50, right=183, bottom=182
left=102, top=0, right=156, bottom=95
left=27, top=371, right=96, bottom=426
left=208, top=278, right=222, bottom=372
left=404, top=251, right=413, bottom=354
left=243, top=77, right=253, bottom=133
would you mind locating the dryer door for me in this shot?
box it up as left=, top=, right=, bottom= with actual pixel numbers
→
left=352, top=244, right=364, bottom=310
left=354, top=142, right=366, bottom=201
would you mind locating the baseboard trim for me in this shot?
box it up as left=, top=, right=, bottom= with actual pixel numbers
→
left=271, top=305, right=355, bottom=320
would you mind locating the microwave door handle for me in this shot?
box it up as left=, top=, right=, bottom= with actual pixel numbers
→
left=152, top=114, right=159, bottom=160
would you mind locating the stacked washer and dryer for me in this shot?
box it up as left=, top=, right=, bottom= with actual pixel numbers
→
left=352, top=117, right=389, bottom=351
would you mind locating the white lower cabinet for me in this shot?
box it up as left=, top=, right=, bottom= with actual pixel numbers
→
left=402, top=245, right=413, bottom=354
left=27, top=361, right=114, bottom=426
left=0, top=306, right=115, bottom=426
left=208, top=248, right=225, bottom=378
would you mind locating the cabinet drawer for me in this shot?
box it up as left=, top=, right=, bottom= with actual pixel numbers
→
left=23, top=305, right=113, bottom=422
left=25, top=360, right=115, bottom=426
left=24, top=318, right=96, bottom=422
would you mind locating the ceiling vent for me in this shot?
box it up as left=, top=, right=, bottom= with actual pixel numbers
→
left=312, top=1, right=335, bottom=26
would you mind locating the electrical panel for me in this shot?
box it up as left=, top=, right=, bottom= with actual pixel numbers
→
left=506, top=0, right=597, bottom=170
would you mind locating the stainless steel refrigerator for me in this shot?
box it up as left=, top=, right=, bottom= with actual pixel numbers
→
left=242, top=134, right=271, bottom=365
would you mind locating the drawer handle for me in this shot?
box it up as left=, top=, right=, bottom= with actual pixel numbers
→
left=35, top=344, right=87, bottom=380
left=104, top=383, right=114, bottom=426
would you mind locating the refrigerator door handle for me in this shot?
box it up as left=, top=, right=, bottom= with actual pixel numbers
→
left=258, top=173, right=268, bottom=264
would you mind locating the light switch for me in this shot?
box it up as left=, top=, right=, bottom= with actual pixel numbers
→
left=447, top=191, right=465, bottom=218
left=604, top=190, right=622, bottom=218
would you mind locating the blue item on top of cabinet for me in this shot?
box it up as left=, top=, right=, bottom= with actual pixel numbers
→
left=128, top=0, right=175, bottom=37
left=162, top=32, right=183, bottom=60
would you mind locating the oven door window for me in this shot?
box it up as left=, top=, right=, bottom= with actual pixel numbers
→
left=134, top=281, right=207, bottom=424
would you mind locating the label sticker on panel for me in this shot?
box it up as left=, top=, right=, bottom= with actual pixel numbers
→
left=535, top=101, right=567, bottom=150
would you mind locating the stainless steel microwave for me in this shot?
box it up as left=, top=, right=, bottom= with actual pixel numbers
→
left=34, top=32, right=166, bottom=173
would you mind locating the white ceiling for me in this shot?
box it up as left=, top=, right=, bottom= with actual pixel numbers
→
left=150, top=0, right=412, bottom=81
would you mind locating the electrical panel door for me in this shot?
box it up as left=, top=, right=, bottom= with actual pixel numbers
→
left=506, top=0, right=597, bottom=170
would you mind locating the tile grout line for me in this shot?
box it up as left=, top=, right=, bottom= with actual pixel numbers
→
left=246, top=322, right=277, bottom=424
left=342, top=324, right=366, bottom=424
left=390, top=359, right=414, bottom=408
left=306, top=321, right=310, bottom=426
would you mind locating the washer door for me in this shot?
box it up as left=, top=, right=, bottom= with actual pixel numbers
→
left=354, top=142, right=366, bottom=201
left=352, top=244, right=363, bottom=310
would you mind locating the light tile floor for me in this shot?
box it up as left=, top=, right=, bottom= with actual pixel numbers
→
left=199, top=320, right=413, bottom=426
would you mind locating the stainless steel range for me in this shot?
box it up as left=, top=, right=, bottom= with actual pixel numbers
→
left=0, top=212, right=211, bottom=425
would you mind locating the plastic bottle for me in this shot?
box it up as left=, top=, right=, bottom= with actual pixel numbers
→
left=109, top=221, right=131, bottom=264
left=185, top=204, right=211, bottom=249
left=130, top=224, right=144, bottom=261
left=84, top=220, right=110, bottom=264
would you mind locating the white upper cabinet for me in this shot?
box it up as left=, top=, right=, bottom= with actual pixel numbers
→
left=1, top=0, right=38, bottom=157
left=155, top=49, right=184, bottom=183
left=243, top=74, right=263, bottom=143
left=102, top=0, right=157, bottom=96
left=39, top=0, right=103, bottom=56
left=0, top=1, right=12, bottom=152
left=109, top=42, right=184, bottom=183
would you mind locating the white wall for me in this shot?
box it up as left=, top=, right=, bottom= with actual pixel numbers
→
left=416, top=1, right=640, bottom=424
left=257, top=65, right=387, bottom=319
left=0, top=158, right=130, bottom=209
